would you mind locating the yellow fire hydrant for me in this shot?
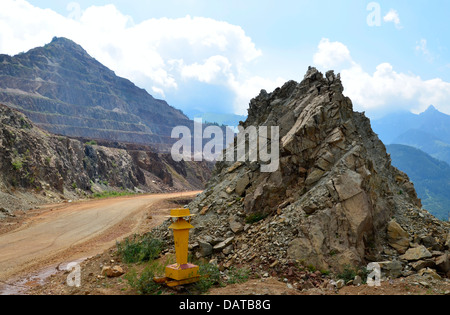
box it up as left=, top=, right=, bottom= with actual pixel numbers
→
left=155, top=208, right=200, bottom=287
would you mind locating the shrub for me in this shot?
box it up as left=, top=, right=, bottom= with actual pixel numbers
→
left=337, top=265, right=357, bottom=283
left=245, top=212, right=268, bottom=224
left=194, top=263, right=223, bottom=293
left=85, top=140, right=97, bottom=146
left=12, top=160, right=23, bottom=170
left=227, top=267, right=250, bottom=285
left=117, top=234, right=163, bottom=264
left=125, top=267, right=162, bottom=295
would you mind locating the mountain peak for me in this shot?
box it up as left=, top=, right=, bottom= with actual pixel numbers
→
left=425, top=105, right=439, bottom=113
left=46, top=36, right=88, bottom=54
left=0, top=37, right=190, bottom=150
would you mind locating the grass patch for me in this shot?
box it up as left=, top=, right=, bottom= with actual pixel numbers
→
left=245, top=212, right=268, bottom=224
left=227, top=267, right=251, bottom=285
left=12, top=160, right=23, bottom=170
left=117, top=234, right=163, bottom=264
left=85, top=140, right=97, bottom=146
left=125, top=265, right=163, bottom=295
left=92, top=190, right=136, bottom=199
left=194, top=263, right=224, bottom=293
left=337, top=265, right=368, bottom=284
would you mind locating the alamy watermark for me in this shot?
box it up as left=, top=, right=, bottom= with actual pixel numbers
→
left=366, top=262, right=381, bottom=287
left=66, top=262, right=81, bottom=288
left=367, top=2, right=382, bottom=27
left=67, top=2, right=82, bottom=20
left=171, top=119, right=280, bottom=173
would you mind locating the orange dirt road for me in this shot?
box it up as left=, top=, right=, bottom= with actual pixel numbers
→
left=0, top=191, right=201, bottom=284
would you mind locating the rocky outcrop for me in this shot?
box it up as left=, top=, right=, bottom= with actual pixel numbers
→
left=0, top=104, right=210, bottom=212
left=152, top=67, right=449, bottom=277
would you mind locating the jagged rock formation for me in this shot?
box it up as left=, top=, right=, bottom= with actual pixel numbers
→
left=0, top=37, right=192, bottom=152
left=0, top=104, right=211, bottom=214
left=154, top=67, right=449, bottom=277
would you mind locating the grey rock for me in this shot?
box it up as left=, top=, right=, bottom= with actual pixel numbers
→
left=198, top=242, right=213, bottom=257
left=377, top=261, right=404, bottom=279
left=435, top=254, right=450, bottom=274
left=400, top=246, right=432, bottom=261
left=213, top=237, right=235, bottom=251
left=387, top=220, right=410, bottom=254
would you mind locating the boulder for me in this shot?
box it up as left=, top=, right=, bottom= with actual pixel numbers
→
left=387, top=220, right=410, bottom=254
left=377, top=261, right=404, bottom=279
left=400, top=245, right=432, bottom=261
left=213, top=237, right=234, bottom=251
left=410, top=260, right=436, bottom=271
left=198, top=242, right=213, bottom=257
left=235, top=174, right=250, bottom=196
left=102, top=265, right=124, bottom=278
left=435, top=254, right=450, bottom=275
left=229, top=220, right=244, bottom=234
left=418, top=268, right=441, bottom=280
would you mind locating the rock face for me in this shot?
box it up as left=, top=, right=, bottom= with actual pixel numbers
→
left=153, top=67, right=449, bottom=273
left=0, top=104, right=211, bottom=212
left=0, top=37, right=193, bottom=152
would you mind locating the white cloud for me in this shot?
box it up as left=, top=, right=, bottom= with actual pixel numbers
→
left=383, top=9, right=402, bottom=29
left=313, top=38, right=450, bottom=116
left=313, top=38, right=354, bottom=70
left=0, top=0, right=276, bottom=115
left=181, top=55, right=232, bottom=83
left=229, top=75, right=286, bottom=115
left=415, top=39, right=433, bottom=62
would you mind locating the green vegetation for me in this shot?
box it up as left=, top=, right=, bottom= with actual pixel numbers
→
left=125, top=265, right=163, bottom=295
left=12, top=159, right=23, bottom=170
left=337, top=265, right=368, bottom=284
left=387, top=144, right=450, bottom=221
left=227, top=267, right=251, bottom=285
left=117, top=234, right=163, bottom=264
left=92, top=190, right=135, bottom=199
left=19, top=117, right=32, bottom=129
left=337, top=265, right=357, bottom=283
left=85, top=140, right=97, bottom=146
left=245, top=212, right=268, bottom=224
left=194, top=263, right=223, bottom=293
left=72, top=182, right=77, bottom=190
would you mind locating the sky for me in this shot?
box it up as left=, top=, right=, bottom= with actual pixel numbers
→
left=1, top=0, right=450, bottom=119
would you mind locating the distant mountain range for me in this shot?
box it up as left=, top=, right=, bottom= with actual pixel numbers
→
left=373, top=106, right=450, bottom=220
left=372, top=105, right=450, bottom=165
left=387, top=144, right=450, bottom=221
left=0, top=37, right=193, bottom=152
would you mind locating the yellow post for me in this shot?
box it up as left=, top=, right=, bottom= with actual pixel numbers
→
left=164, top=208, right=199, bottom=285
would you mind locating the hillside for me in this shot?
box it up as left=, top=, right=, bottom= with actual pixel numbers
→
left=372, top=106, right=450, bottom=165
left=387, top=144, right=450, bottom=221
left=0, top=104, right=211, bottom=215
left=0, top=37, right=192, bottom=152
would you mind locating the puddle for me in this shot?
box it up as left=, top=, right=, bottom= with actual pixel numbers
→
left=0, top=258, right=87, bottom=295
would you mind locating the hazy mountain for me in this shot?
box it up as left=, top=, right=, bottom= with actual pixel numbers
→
left=372, top=105, right=450, bottom=165
left=387, top=144, right=450, bottom=220
left=0, top=37, right=192, bottom=152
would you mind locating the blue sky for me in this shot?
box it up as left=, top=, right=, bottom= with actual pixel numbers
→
left=2, top=0, right=450, bottom=119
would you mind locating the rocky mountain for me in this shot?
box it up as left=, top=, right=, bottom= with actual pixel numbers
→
left=371, top=105, right=450, bottom=165
left=153, top=67, right=449, bottom=279
left=0, top=104, right=211, bottom=215
left=0, top=37, right=193, bottom=152
left=387, top=144, right=450, bottom=221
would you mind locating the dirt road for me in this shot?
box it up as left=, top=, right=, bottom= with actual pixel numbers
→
left=0, top=192, right=201, bottom=287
